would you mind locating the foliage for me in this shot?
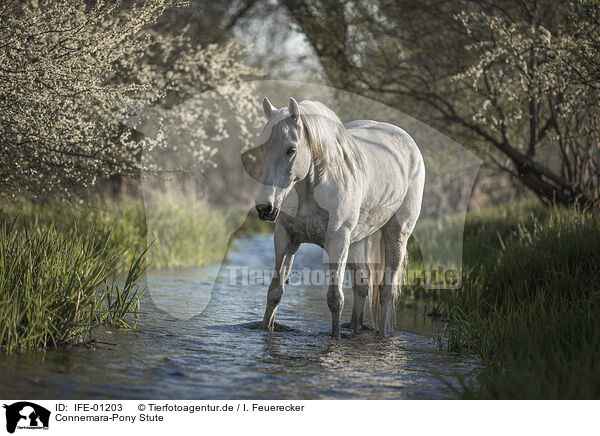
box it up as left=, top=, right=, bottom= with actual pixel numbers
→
left=4, top=196, right=268, bottom=269
left=281, top=0, right=600, bottom=207
left=0, top=0, right=261, bottom=197
left=454, top=1, right=600, bottom=206
left=144, top=199, right=230, bottom=268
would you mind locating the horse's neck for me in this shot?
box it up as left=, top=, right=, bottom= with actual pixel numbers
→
left=294, top=161, right=319, bottom=206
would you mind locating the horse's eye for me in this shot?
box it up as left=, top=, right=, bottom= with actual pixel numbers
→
left=287, top=147, right=296, bottom=156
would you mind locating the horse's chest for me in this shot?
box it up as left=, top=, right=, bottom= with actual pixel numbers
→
left=281, top=210, right=328, bottom=247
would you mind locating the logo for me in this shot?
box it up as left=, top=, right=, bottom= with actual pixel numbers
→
left=3, top=402, right=50, bottom=434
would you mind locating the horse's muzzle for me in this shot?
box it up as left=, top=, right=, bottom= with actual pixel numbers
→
left=256, top=204, right=279, bottom=221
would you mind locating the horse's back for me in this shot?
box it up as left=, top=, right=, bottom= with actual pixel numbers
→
left=345, top=119, right=424, bottom=182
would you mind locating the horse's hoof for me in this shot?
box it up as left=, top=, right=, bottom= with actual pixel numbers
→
left=247, top=321, right=273, bottom=331
left=341, top=321, right=362, bottom=331
left=341, top=322, right=375, bottom=332
left=248, top=321, right=295, bottom=333
left=247, top=321, right=264, bottom=330
left=271, top=322, right=295, bottom=332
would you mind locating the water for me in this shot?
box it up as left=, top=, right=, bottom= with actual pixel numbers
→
left=0, top=235, right=479, bottom=399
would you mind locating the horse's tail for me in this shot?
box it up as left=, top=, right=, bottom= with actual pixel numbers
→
left=366, top=231, right=405, bottom=330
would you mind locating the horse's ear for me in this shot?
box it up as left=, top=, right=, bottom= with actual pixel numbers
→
left=288, top=98, right=300, bottom=124
left=262, top=97, right=276, bottom=120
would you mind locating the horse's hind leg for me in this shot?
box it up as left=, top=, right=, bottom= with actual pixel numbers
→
left=347, top=240, right=370, bottom=331
left=261, top=223, right=298, bottom=331
left=379, top=194, right=422, bottom=337
left=378, top=223, right=405, bottom=337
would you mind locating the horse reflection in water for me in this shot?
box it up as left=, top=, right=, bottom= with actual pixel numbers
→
left=248, top=97, right=425, bottom=338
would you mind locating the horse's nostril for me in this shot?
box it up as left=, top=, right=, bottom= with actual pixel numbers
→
left=256, top=204, right=273, bottom=214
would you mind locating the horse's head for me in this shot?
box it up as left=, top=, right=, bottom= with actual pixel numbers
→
left=254, top=97, right=311, bottom=221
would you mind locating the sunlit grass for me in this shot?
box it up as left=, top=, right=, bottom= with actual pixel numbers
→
left=4, top=197, right=271, bottom=271
left=146, top=200, right=232, bottom=269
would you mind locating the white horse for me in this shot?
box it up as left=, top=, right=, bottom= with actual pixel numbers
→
left=253, top=97, right=425, bottom=338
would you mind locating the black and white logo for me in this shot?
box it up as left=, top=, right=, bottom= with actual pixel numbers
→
left=3, top=402, right=50, bottom=434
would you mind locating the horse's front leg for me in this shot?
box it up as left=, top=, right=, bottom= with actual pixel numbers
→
left=325, top=228, right=351, bottom=338
left=262, top=224, right=298, bottom=331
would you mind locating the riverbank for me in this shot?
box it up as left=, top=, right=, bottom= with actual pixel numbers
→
left=3, top=197, right=598, bottom=399
left=412, top=201, right=599, bottom=399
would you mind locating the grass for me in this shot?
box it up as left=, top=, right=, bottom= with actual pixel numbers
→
left=4, top=196, right=271, bottom=270
left=145, top=199, right=273, bottom=268
left=0, top=213, right=147, bottom=353
left=410, top=200, right=600, bottom=399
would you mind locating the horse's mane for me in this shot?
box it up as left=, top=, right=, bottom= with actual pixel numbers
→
left=258, top=100, right=364, bottom=182
left=299, top=100, right=364, bottom=182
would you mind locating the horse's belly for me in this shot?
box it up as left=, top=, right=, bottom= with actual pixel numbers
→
left=351, top=204, right=399, bottom=242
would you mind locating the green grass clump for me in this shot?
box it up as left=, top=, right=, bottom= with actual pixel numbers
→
left=400, top=199, right=550, bottom=315
left=444, top=204, right=600, bottom=398
left=0, top=213, right=147, bottom=353
left=4, top=197, right=146, bottom=271
left=145, top=200, right=232, bottom=268
left=143, top=199, right=272, bottom=268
